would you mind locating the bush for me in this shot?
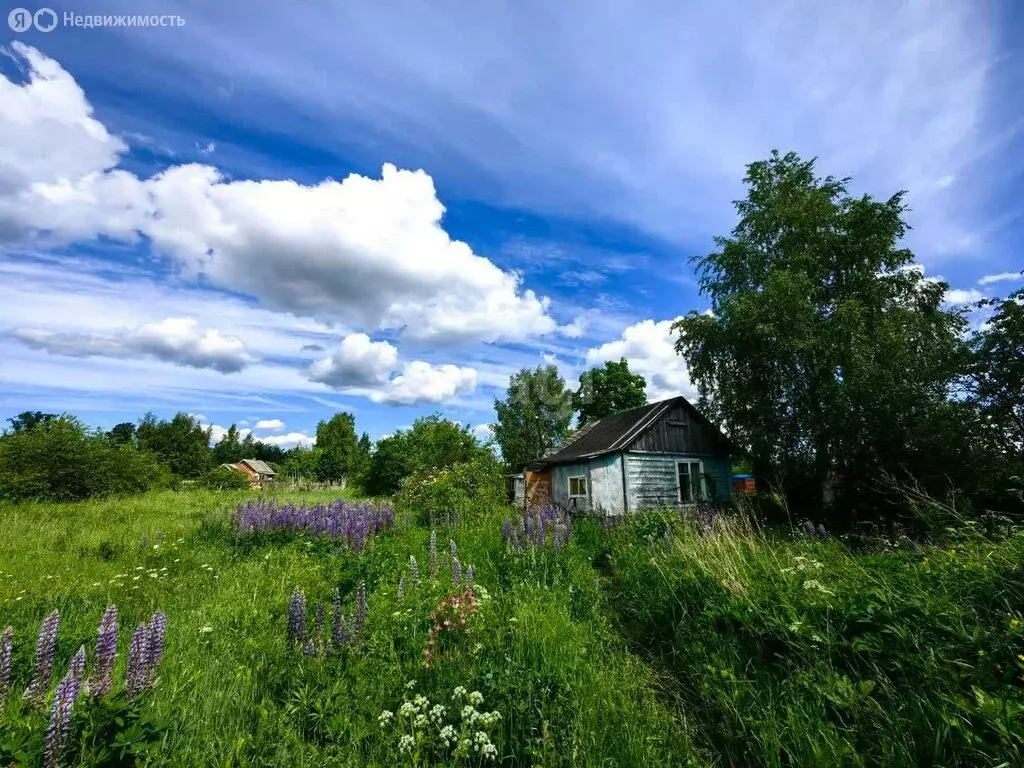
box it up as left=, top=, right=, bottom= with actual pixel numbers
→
left=0, top=417, right=170, bottom=502
left=198, top=466, right=253, bottom=491
left=396, top=453, right=507, bottom=524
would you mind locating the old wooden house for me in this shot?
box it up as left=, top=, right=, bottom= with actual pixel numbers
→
left=226, top=459, right=277, bottom=489
left=524, top=396, right=732, bottom=515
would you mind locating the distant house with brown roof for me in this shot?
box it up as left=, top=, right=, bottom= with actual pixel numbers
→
left=225, top=459, right=277, bottom=489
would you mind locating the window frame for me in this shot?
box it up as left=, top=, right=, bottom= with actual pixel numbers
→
left=567, top=475, right=588, bottom=499
left=676, top=459, right=706, bottom=503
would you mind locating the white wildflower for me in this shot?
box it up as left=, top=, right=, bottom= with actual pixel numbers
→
left=398, top=734, right=414, bottom=753
left=398, top=702, right=417, bottom=717
left=468, top=690, right=484, bottom=706
left=452, top=686, right=467, bottom=700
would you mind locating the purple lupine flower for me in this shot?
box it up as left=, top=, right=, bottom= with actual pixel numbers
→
left=450, top=539, right=458, bottom=563
left=88, top=606, right=118, bottom=698
left=397, top=576, right=406, bottom=602
left=501, top=518, right=512, bottom=544
left=331, top=587, right=346, bottom=648
left=429, top=531, right=438, bottom=581
left=287, top=589, right=308, bottom=649
left=0, top=626, right=12, bottom=712
left=452, top=556, right=462, bottom=587
left=553, top=521, right=562, bottom=556
left=44, top=647, right=85, bottom=768
left=24, top=609, right=60, bottom=704
left=144, top=612, right=167, bottom=689
left=409, top=555, right=420, bottom=586
left=354, top=582, right=367, bottom=639
left=465, top=565, right=474, bottom=590
left=125, top=622, right=149, bottom=699
left=534, top=513, right=544, bottom=548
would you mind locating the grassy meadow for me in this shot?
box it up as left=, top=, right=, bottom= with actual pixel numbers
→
left=0, top=490, right=1022, bottom=767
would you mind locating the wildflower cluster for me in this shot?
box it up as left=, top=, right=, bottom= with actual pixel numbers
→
left=287, top=583, right=367, bottom=655
left=379, top=684, right=500, bottom=763
left=1, top=605, right=167, bottom=768
left=235, top=498, right=394, bottom=550
left=502, top=505, right=573, bottom=553
left=397, top=533, right=476, bottom=600
left=423, top=589, right=479, bottom=669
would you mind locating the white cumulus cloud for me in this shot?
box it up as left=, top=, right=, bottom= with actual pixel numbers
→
left=585, top=318, right=695, bottom=401
left=308, top=333, right=478, bottom=406
left=11, top=317, right=252, bottom=373
left=370, top=361, right=478, bottom=406
left=0, top=44, right=557, bottom=346
left=254, top=418, right=285, bottom=430
left=255, top=431, right=315, bottom=448
left=307, top=333, right=399, bottom=388
left=943, top=288, right=985, bottom=304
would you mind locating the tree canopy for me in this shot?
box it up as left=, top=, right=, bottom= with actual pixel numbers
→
left=493, top=365, right=574, bottom=471
left=136, top=412, right=212, bottom=480
left=674, top=150, right=969, bottom=520
left=574, top=358, right=647, bottom=426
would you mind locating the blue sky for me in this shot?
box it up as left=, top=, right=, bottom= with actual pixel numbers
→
left=1, top=0, right=1022, bottom=448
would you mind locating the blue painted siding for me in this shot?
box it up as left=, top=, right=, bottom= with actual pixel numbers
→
left=624, top=452, right=732, bottom=512
left=588, top=453, right=624, bottom=514
left=550, top=461, right=592, bottom=513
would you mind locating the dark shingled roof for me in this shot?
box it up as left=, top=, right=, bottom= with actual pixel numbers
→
left=527, top=398, right=682, bottom=468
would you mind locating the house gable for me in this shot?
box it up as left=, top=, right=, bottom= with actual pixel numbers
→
left=627, top=399, right=730, bottom=456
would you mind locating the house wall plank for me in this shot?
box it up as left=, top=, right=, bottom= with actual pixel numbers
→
left=624, top=452, right=732, bottom=511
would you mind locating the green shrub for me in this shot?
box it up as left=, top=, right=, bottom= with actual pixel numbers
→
left=198, top=466, right=253, bottom=491
left=396, top=453, right=507, bottom=524
left=0, top=417, right=170, bottom=502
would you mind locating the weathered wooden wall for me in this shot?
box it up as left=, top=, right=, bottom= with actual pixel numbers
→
left=628, top=402, right=728, bottom=455
left=624, top=452, right=731, bottom=511
left=550, top=462, right=592, bottom=512
left=589, top=453, right=624, bottom=514
left=524, top=470, right=551, bottom=509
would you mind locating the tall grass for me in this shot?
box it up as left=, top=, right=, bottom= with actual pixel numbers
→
left=605, top=511, right=1024, bottom=767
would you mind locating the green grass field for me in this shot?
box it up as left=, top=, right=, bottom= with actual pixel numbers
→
left=1, top=491, right=1022, bottom=767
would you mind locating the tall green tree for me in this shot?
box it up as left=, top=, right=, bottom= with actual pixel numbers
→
left=493, top=365, right=574, bottom=471
left=106, top=422, right=137, bottom=446
left=365, top=433, right=412, bottom=496
left=968, top=281, right=1024, bottom=458
left=315, top=412, right=360, bottom=482
left=280, top=445, right=323, bottom=479
left=6, top=411, right=58, bottom=433
left=673, top=150, right=968, bottom=518
left=136, top=412, right=212, bottom=479
left=211, top=424, right=244, bottom=465
left=574, top=358, right=647, bottom=425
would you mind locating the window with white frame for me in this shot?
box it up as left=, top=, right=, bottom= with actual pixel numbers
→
left=677, top=460, right=705, bottom=503
left=568, top=475, right=587, bottom=498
